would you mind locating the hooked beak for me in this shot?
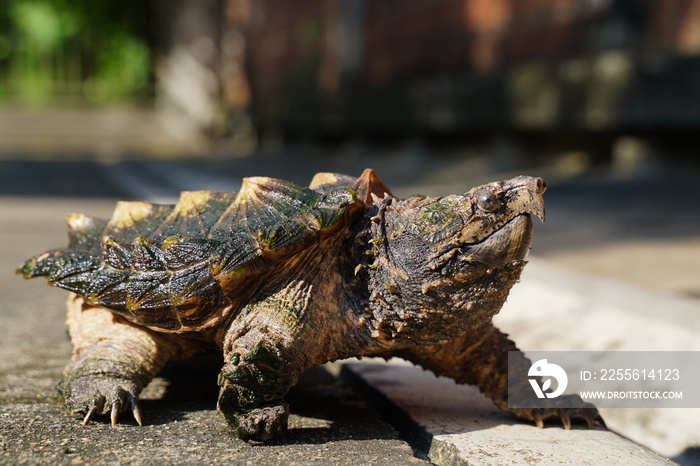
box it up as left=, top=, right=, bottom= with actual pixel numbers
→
left=506, top=176, right=546, bottom=223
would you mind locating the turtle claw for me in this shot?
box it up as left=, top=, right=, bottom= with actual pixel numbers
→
left=579, top=410, right=608, bottom=429
left=130, top=397, right=143, bottom=426
left=559, top=408, right=571, bottom=430
left=528, top=408, right=597, bottom=430
left=513, top=394, right=604, bottom=430
left=532, top=410, right=544, bottom=428
left=58, top=374, right=143, bottom=427
left=110, top=386, right=127, bottom=426
left=569, top=402, right=605, bottom=430
left=82, top=396, right=105, bottom=426
left=110, top=389, right=143, bottom=426
left=110, top=400, right=121, bottom=426
left=524, top=400, right=604, bottom=430
left=82, top=408, right=97, bottom=426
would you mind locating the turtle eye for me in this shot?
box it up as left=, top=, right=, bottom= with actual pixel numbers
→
left=477, top=192, right=501, bottom=213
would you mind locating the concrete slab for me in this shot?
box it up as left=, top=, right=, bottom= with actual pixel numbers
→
left=496, top=258, right=700, bottom=459
left=344, top=360, right=673, bottom=466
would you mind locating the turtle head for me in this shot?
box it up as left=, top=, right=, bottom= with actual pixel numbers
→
left=365, top=176, right=546, bottom=345
left=417, top=175, right=546, bottom=267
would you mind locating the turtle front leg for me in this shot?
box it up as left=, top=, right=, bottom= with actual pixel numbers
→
left=59, top=294, right=177, bottom=426
left=216, top=341, right=296, bottom=442
left=395, top=322, right=604, bottom=429
left=216, top=284, right=320, bottom=442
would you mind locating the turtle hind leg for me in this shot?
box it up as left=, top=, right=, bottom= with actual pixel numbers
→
left=59, top=294, right=177, bottom=426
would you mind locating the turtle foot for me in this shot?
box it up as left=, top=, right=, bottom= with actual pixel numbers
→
left=513, top=395, right=605, bottom=430
left=219, top=400, right=289, bottom=442
left=57, top=374, right=143, bottom=427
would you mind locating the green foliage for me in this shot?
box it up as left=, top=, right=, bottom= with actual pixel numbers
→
left=86, top=31, right=151, bottom=102
left=0, top=0, right=152, bottom=105
left=9, top=1, right=80, bottom=52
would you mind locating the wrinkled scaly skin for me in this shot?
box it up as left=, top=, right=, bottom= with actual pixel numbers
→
left=19, top=169, right=602, bottom=442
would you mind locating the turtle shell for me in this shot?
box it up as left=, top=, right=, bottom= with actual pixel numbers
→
left=18, top=175, right=364, bottom=332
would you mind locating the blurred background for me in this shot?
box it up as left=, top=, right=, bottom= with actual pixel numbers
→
left=1, top=0, right=698, bottom=298
left=1, top=0, right=699, bottom=461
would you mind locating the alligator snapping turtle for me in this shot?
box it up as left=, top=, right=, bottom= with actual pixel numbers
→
left=18, top=169, right=601, bottom=441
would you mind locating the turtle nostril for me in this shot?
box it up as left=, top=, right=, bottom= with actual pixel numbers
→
left=534, top=177, right=546, bottom=193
